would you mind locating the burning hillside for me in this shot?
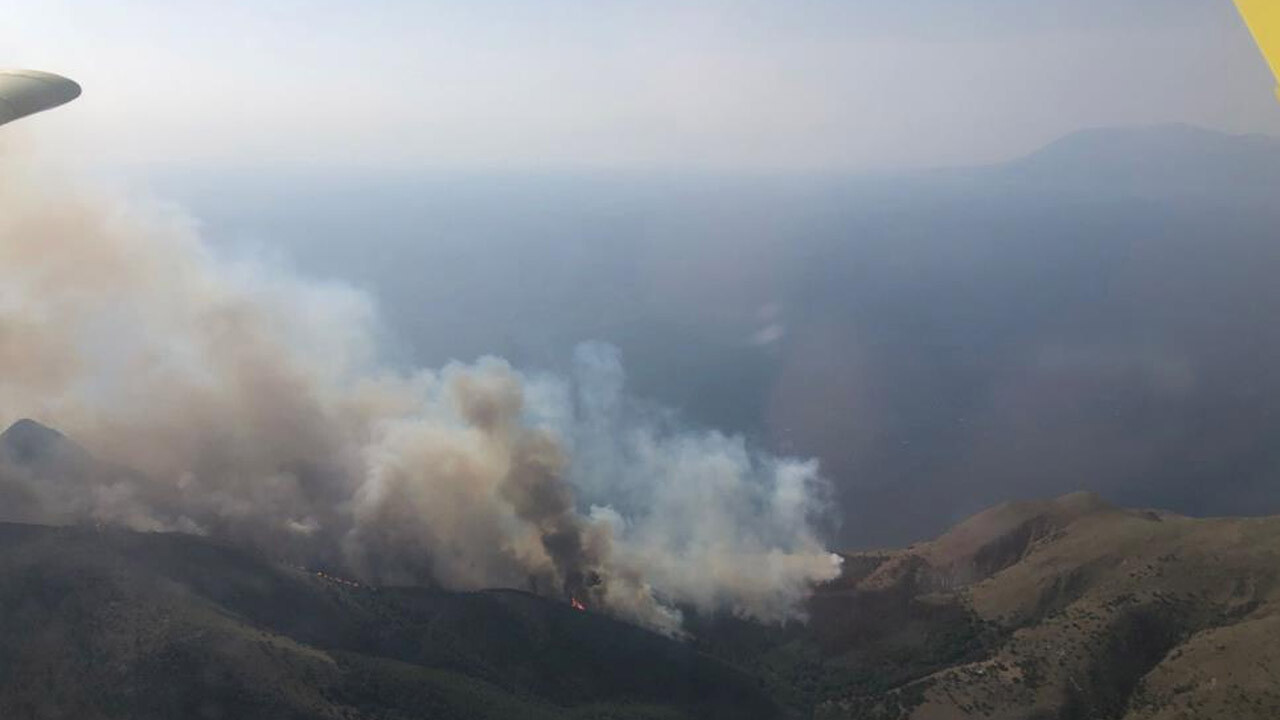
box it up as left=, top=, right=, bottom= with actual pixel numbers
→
left=0, top=152, right=840, bottom=633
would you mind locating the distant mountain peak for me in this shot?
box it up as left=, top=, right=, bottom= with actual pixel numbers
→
left=0, top=419, right=68, bottom=465
left=1030, top=123, right=1279, bottom=159
left=1002, top=123, right=1280, bottom=190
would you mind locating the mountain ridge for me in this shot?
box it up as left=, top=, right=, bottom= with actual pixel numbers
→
left=4, top=425, right=1280, bottom=718
left=982, top=123, right=1280, bottom=193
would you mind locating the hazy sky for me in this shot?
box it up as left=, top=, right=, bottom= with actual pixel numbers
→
left=5, top=0, right=1280, bottom=171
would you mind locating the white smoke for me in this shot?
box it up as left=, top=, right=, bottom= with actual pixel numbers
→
left=0, top=150, right=841, bottom=633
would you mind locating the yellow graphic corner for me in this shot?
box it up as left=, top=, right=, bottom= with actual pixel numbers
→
left=1236, top=0, right=1280, bottom=100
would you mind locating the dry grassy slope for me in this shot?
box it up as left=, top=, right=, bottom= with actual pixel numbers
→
left=7, top=416, right=1280, bottom=720
left=0, top=522, right=778, bottom=720
left=822, top=492, right=1280, bottom=720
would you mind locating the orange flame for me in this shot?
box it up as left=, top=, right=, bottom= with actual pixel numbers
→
left=570, top=596, right=587, bottom=611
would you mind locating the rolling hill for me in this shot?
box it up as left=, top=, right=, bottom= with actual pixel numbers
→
left=787, top=493, right=1280, bottom=719
left=0, top=521, right=775, bottom=720
left=4, top=419, right=1280, bottom=718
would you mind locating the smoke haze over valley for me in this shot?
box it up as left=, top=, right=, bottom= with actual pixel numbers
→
left=10, top=2, right=1280, bottom=717
left=0, top=148, right=841, bottom=633
left=130, top=124, right=1280, bottom=550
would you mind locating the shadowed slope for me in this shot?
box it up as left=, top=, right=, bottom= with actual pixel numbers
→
left=0, top=522, right=777, bottom=720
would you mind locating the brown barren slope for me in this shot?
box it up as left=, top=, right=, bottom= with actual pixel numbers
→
left=811, top=493, right=1280, bottom=719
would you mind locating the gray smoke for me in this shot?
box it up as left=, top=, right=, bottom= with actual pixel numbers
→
left=0, top=149, right=840, bottom=633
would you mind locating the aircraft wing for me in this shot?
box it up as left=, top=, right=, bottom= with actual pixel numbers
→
left=1236, top=0, right=1280, bottom=100
left=0, top=69, right=81, bottom=128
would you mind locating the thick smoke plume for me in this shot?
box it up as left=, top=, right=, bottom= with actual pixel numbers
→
left=0, top=151, right=840, bottom=633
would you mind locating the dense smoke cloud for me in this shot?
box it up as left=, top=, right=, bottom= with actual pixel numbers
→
left=0, top=151, right=840, bottom=633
